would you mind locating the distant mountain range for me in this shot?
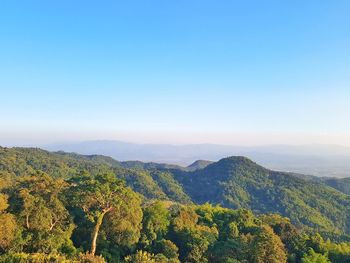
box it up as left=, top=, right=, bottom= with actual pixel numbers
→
left=43, top=140, right=350, bottom=177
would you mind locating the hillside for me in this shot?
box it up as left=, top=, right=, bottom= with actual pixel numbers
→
left=186, top=160, right=213, bottom=171
left=2, top=146, right=350, bottom=261
left=171, top=157, right=350, bottom=235
left=323, top=177, right=350, bottom=196
left=1, top=147, right=350, bottom=236
left=0, top=147, right=191, bottom=204
left=44, top=140, right=350, bottom=177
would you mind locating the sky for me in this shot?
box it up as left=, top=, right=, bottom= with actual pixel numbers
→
left=1, top=0, right=350, bottom=146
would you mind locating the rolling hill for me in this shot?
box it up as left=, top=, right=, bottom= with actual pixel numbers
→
left=1, top=146, right=350, bottom=237
left=170, top=157, right=350, bottom=234
left=42, top=140, right=350, bottom=177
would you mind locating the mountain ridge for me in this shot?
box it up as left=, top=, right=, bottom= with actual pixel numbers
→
left=42, top=140, right=350, bottom=177
left=1, top=146, right=350, bottom=236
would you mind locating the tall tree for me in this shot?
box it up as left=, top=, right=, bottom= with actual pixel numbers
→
left=69, top=172, right=134, bottom=256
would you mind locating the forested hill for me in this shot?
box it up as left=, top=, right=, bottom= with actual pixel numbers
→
left=171, top=156, right=350, bottom=235
left=0, top=147, right=192, bottom=203
left=322, top=177, right=350, bottom=196
left=1, top=146, right=350, bottom=237
left=0, top=148, right=350, bottom=234
left=1, top=146, right=350, bottom=262
left=1, top=147, right=350, bottom=234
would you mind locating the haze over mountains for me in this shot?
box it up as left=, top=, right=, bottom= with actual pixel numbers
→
left=44, top=140, right=350, bottom=178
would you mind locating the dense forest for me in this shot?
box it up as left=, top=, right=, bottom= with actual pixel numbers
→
left=1, top=146, right=350, bottom=262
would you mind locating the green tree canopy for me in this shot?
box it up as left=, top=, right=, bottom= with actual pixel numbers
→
left=69, top=172, right=137, bottom=256
left=14, top=173, right=72, bottom=253
left=0, top=193, right=17, bottom=252
left=301, top=248, right=331, bottom=263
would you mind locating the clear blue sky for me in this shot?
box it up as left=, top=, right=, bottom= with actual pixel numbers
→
left=1, top=1, right=350, bottom=145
